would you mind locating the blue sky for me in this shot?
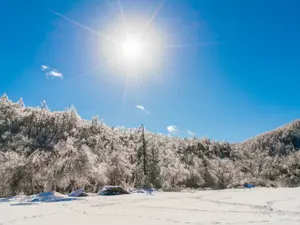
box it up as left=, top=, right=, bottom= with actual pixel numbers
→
left=1, top=0, right=300, bottom=142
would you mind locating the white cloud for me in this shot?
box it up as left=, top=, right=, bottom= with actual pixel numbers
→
left=46, top=70, right=63, bottom=78
left=136, top=105, right=149, bottom=114
left=41, top=65, right=48, bottom=71
left=167, top=125, right=178, bottom=133
left=41, top=65, right=63, bottom=79
left=187, top=130, right=196, bottom=136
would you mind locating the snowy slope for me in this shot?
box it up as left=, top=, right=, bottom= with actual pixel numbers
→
left=1, top=188, right=300, bottom=225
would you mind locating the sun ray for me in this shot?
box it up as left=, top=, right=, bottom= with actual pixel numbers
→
left=48, top=9, right=113, bottom=41
left=134, top=74, right=140, bottom=90
left=121, top=72, right=130, bottom=118
left=80, top=61, right=111, bottom=77
left=117, top=0, right=129, bottom=34
left=164, top=41, right=224, bottom=49
left=140, top=0, right=165, bottom=36
left=164, top=44, right=189, bottom=48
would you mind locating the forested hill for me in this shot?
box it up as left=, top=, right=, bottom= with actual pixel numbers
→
left=1, top=93, right=300, bottom=197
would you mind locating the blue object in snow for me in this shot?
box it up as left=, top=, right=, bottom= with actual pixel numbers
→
left=147, top=188, right=153, bottom=194
left=244, top=183, right=255, bottom=188
left=69, top=188, right=88, bottom=197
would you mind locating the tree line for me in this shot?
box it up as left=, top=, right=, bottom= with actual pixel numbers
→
left=1, top=93, right=300, bottom=197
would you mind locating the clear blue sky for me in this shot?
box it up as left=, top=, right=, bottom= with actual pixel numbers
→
left=1, top=0, right=300, bottom=142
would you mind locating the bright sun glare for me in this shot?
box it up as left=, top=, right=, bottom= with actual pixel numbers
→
left=103, top=26, right=160, bottom=72
left=122, top=37, right=142, bottom=61
left=49, top=1, right=210, bottom=115
left=49, top=1, right=197, bottom=114
left=49, top=2, right=166, bottom=74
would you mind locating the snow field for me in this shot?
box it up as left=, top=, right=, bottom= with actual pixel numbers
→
left=1, top=188, right=300, bottom=225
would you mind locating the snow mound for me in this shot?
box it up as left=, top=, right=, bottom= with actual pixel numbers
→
left=129, top=188, right=155, bottom=194
left=21, top=192, right=76, bottom=203
left=0, top=195, right=26, bottom=203
left=130, top=188, right=146, bottom=193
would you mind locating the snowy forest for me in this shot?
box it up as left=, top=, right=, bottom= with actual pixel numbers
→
left=1, top=93, right=300, bottom=197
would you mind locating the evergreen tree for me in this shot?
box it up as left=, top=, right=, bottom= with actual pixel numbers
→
left=40, top=100, right=48, bottom=110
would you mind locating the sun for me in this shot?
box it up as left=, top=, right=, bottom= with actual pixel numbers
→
left=95, top=5, right=165, bottom=73
left=122, top=37, right=143, bottom=61
left=50, top=3, right=167, bottom=75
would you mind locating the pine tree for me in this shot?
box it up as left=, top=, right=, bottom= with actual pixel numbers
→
left=18, top=97, right=25, bottom=108
left=141, top=125, right=147, bottom=176
left=134, top=124, right=149, bottom=187
left=92, top=115, right=99, bottom=127
left=40, top=100, right=49, bottom=110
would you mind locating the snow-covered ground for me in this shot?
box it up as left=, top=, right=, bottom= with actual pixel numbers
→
left=1, top=188, right=300, bottom=225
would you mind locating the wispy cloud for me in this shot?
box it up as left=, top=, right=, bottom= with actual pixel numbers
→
left=136, top=105, right=149, bottom=114
left=41, top=65, right=48, bottom=71
left=41, top=65, right=63, bottom=79
left=187, top=130, right=196, bottom=136
left=167, top=125, right=178, bottom=133
left=46, top=70, right=63, bottom=78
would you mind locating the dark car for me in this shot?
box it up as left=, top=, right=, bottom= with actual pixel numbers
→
left=98, top=186, right=130, bottom=196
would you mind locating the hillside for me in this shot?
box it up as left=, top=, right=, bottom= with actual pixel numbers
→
left=1, top=94, right=300, bottom=197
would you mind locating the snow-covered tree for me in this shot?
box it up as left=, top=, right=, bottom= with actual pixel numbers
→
left=1, top=96, right=300, bottom=197
left=17, top=97, right=25, bottom=108
left=40, top=100, right=48, bottom=110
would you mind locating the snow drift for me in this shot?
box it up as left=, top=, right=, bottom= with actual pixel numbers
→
left=17, top=192, right=75, bottom=204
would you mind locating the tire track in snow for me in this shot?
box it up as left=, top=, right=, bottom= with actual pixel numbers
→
left=200, top=196, right=300, bottom=218
left=3, top=212, right=59, bottom=225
